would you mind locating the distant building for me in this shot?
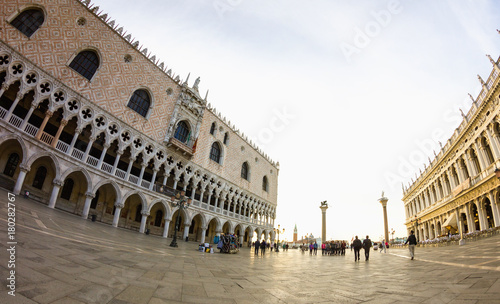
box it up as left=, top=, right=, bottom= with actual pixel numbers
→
left=293, top=223, right=297, bottom=243
left=402, top=55, right=500, bottom=241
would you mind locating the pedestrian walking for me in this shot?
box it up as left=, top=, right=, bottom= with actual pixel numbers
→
left=362, top=235, right=372, bottom=261
left=321, top=242, right=326, bottom=255
left=254, top=239, right=260, bottom=254
left=352, top=236, right=362, bottom=261
left=380, top=239, right=386, bottom=253
left=313, top=242, right=318, bottom=255
left=260, top=239, right=266, bottom=255
left=309, top=243, right=313, bottom=255
left=405, top=230, right=417, bottom=260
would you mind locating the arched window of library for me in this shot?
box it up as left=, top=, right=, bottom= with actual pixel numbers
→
left=10, top=8, right=45, bottom=38
left=174, top=121, right=190, bottom=143
left=127, top=89, right=151, bottom=118
left=69, top=50, right=99, bottom=81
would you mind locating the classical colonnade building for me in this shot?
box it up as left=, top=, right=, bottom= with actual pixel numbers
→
left=402, top=54, right=500, bottom=241
left=0, top=0, right=279, bottom=245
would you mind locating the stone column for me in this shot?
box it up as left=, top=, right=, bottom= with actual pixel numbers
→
left=172, top=177, right=180, bottom=191
left=97, top=143, right=110, bottom=169
left=48, top=179, right=64, bottom=209
left=319, top=202, right=328, bottom=243
left=149, top=169, right=158, bottom=190
left=486, top=126, right=500, bottom=159
left=81, top=192, right=96, bottom=219
left=124, top=157, right=136, bottom=180
left=239, top=235, right=244, bottom=246
left=35, top=111, right=53, bottom=139
left=138, top=162, right=147, bottom=185
left=488, top=191, right=500, bottom=228
left=51, top=119, right=68, bottom=148
left=20, top=104, right=36, bottom=130
left=13, top=164, right=29, bottom=195
left=5, top=91, right=25, bottom=121
left=111, top=150, right=123, bottom=175
left=162, top=219, right=171, bottom=238
left=477, top=199, right=487, bottom=231
left=200, top=227, right=207, bottom=244
left=465, top=202, right=474, bottom=233
left=139, top=210, right=150, bottom=233
left=183, top=224, right=190, bottom=240
left=112, top=203, right=124, bottom=227
left=82, top=136, right=96, bottom=163
left=67, top=129, right=81, bottom=156
left=379, top=195, right=389, bottom=243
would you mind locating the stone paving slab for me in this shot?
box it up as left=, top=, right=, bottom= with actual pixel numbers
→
left=1, top=189, right=500, bottom=303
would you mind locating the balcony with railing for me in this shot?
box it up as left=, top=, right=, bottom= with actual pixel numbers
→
left=168, top=137, right=194, bottom=157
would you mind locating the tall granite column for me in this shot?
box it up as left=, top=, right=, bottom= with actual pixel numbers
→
left=379, top=193, right=389, bottom=243
left=319, top=201, right=328, bottom=243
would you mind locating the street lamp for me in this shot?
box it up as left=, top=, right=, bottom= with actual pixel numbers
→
left=390, top=228, right=395, bottom=244
left=169, top=190, right=192, bottom=247
left=274, top=224, right=285, bottom=252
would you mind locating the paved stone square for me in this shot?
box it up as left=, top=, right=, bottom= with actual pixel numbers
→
left=0, top=188, right=500, bottom=304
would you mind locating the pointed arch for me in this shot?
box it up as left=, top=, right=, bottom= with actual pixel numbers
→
left=122, top=190, right=147, bottom=210
left=91, top=179, right=122, bottom=203
left=26, top=151, right=60, bottom=179
left=148, top=199, right=172, bottom=220
left=60, top=167, right=92, bottom=193
left=0, top=134, right=28, bottom=165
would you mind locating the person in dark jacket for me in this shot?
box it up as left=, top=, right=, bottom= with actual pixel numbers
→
left=405, top=230, right=417, bottom=260
left=362, top=235, right=372, bottom=261
left=352, top=236, right=363, bottom=261
left=254, top=239, right=260, bottom=254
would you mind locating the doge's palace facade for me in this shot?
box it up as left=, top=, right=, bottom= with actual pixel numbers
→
left=403, top=55, right=500, bottom=241
left=0, top=0, right=279, bottom=245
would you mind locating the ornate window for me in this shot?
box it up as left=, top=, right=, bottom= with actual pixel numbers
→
left=3, top=153, right=19, bottom=177
left=241, top=162, right=249, bottom=180
left=127, top=89, right=150, bottom=117
left=174, top=121, right=190, bottom=143
left=223, top=132, right=229, bottom=145
left=262, top=176, right=269, bottom=192
left=209, top=142, right=221, bottom=163
left=60, top=178, right=74, bottom=200
left=32, top=166, right=47, bottom=189
left=10, top=8, right=45, bottom=38
left=69, top=50, right=99, bottom=81
left=210, top=122, right=216, bottom=135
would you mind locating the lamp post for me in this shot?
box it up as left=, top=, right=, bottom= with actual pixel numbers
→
left=411, top=216, right=420, bottom=243
left=169, top=190, right=192, bottom=248
left=390, top=228, right=395, bottom=244
left=274, top=224, right=285, bottom=252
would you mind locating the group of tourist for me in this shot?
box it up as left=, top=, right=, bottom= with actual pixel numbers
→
left=321, top=240, right=347, bottom=255
left=252, top=240, right=289, bottom=255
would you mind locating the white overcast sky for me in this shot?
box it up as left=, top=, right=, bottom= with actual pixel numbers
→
left=94, top=0, right=500, bottom=241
